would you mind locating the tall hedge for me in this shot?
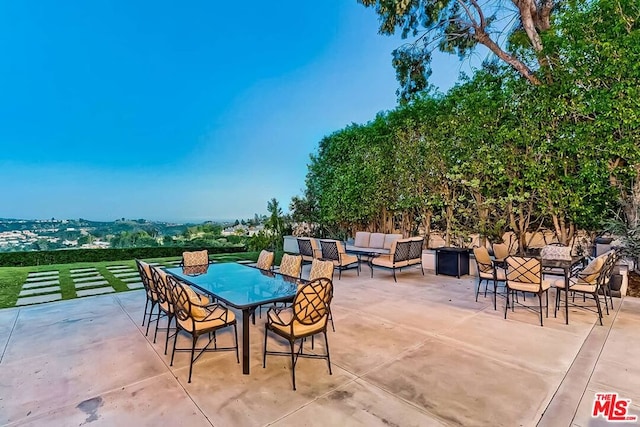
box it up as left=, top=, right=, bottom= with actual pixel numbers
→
left=0, top=245, right=246, bottom=267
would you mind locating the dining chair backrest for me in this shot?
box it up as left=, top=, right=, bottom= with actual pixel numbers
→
left=540, top=245, right=572, bottom=261
left=600, top=250, right=618, bottom=286
left=309, top=258, right=334, bottom=281
left=492, top=243, right=510, bottom=261
left=576, top=255, right=606, bottom=286
left=585, top=250, right=617, bottom=288
left=182, top=250, right=209, bottom=267
left=136, top=259, right=156, bottom=297
left=506, top=256, right=542, bottom=289
left=279, top=253, right=302, bottom=278
left=473, top=247, right=493, bottom=274
left=293, top=277, right=333, bottom=326
left=256, top=250, right=275, bottom=270
left=150, top=266, right=174, bottom=312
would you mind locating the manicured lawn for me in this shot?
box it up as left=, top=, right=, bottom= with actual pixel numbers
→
left=0, top=251, right=273, bottom=309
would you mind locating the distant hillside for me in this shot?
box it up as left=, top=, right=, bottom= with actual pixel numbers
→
left=0, top=218, right=239, bottom=252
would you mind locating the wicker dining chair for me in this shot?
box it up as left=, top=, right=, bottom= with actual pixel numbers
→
left=279, top=253, right=303, bottom=278
left=505, top=256, right=553, bottom=326
left=150, top=266, right=177, bottom=354
left=319, top=239, right=359, bottom=280
left=297, top=238, right=321, bottom=264
left=472, top=247, right=506, bottom=310
left=136, top=259, right=159, bottom=335
left=307, top=258, right=335, bottom=331
left=263, top=277, right=334, bottom=390
left=166, top=274, right=239, bottom=383
left=256, top=250, right=275, bottom=271
left=181, top=250, right=210, bottom=267
left=552, top=251, right=616, bottom=325
left=492, top=243, right=510, bottom=262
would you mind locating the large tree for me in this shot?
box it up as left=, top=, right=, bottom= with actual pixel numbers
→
left=358, top=0, right=553, bottom=100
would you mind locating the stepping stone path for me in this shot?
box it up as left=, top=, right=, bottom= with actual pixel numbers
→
left=76, top=287, right=114, bottom=297
left=72, top=268, right=114, bottom=297
left=23, top=279, right=60, bottom=289
left=70, top=267, right=97, bottom=273
left=106, top=266, right=131, bottom=273
left=26, top=271, right=59, bottom=278
left=107, top=264, right=144, bottom=290
left=70, top=270, right=100, bottom=278
left=113, top=271, right=139, bottom=278
left=75, top=280, right=110, bottom=289
left=16, top=271, right=62, bottom=306
left=73, top=275, right=105, bottom=283
left=14, top=260, right=181, bottom=306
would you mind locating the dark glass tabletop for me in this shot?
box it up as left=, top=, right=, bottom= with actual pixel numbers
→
left=165, top=263, right=298, bottom=310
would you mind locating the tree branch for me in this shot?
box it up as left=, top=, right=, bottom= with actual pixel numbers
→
left=475, top=28, right=541, bottom=85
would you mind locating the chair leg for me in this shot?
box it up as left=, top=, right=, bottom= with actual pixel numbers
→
left=164, top=314, right=174, bottom=355
left=538, top=293, right=544, bottom=327
left=324, top=331, right=332, bottom=375
left=234, top=323, right=239, bottom=363
left=504, top=287, right=509, bottom=319
left=290, top=340, right=297, bottom=391
left=145, top=302, right=156, bottom=336
left=188, top=335, right=197, bottom=383
left=475, top=279, right=482, bottom=302
left=142, top=298, right=149, bottom=326
left=594, top=293, right=603, bottom=326
left=263, top=326, right=268, bottom=368
left=545, top=290, right=549, bottom=318
left=392, top=269, right=397, bottom=283
left=493, top=280, right=498, bottom=311
left=329, top=308, right=335, bottom=332
left=170, top=326, right=179, bottom=366
left=153, top=309, right=162, bottom=343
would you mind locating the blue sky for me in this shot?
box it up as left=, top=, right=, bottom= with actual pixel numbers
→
left=0, top=1, right=475, bottom=223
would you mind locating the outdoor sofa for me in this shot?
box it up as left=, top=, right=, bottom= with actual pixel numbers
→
left=370, top=236, right=425, bottom=282
left=345, top=231, right=403, bottom=255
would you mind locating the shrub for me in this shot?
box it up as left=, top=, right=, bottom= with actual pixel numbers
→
left=0, top=245, right=246, bottom=267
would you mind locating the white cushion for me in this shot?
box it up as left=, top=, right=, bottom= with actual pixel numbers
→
left=508, top=279, right=552, bottom=293
left=354, top=232, right=371, bottom=247
left=383, top=234, right=403, bottom=249
left=369, top=233, right=385, bottom=249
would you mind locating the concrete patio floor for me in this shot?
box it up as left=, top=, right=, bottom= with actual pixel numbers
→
left=1, top=264, right=639, bottom=426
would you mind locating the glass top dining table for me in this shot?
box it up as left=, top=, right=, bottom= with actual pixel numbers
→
left=164, top=263, right=299, bottom=374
